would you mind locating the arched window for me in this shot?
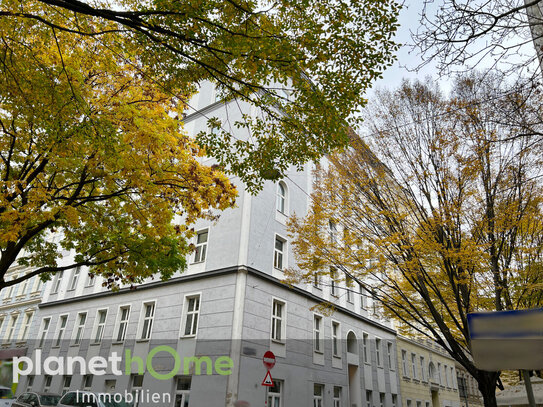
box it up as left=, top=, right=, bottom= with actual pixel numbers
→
left=277, top=182, right=287, bottom=214
left=347, top=331, right=358, bottom=354
left=429, top=362, right=437, bottom=383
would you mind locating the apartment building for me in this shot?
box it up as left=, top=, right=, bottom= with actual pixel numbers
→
left=8, top=81, right=401, bottom=407
left=397, top=336, right=461, bottom=407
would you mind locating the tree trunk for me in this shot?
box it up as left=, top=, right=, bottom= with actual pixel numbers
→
left=477, top=370, right=500, bottom=407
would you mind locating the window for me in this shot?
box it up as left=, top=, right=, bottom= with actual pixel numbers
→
left=6, top=275, right=17, bottom=299
left=193, top=230, right=208, bottom=263
left=115, top=306, right=130, bottom=342
left=333, top=387, right=342, bottom=407
left=330, top=267, right=337, bottom=296
left=380, top=393, right=385, bottom=407
left=417, top=401, right=422, bottom=407
left=346, top=275, right=353, bottom=303
left=62, top=376, right=71, bottom=395
left=43, top=375, right=52, bottom=393
left=51, top=271, right=63, bottom=294
left=5, top=314, right=18, bottom=343
left=38, top=317, right=51, bottom=348
left=387, top=342, right=394, bottom=369
left=93, top=310, right=107, bottom=343
left=358, top=284, right=368, bottom=309
left=313, top=384, right=324, bottom=407
left=366, top=390, right=372, bottom=407
left=274, top=237, right=285, bottom=270
left=407, top=400, right=412, bottom=407
left=392, top=395, right=397, bottom=407
left=131, top=375, right=143, bottom=406
left=19, top=278, right=28, bottom=296
left=445, top=364, right=450, bottom=387
left=313, top=315, right=323, bottom=353
left=140, top=302, right=155, bottom=340
left=277, top=182, right=286, bottom=214
left=183, top=295, right=200, bottom=337
left=402, top=350, right=408, bottom=377
left=83, top=375, right=93, bottom=390
left=69, top=267, right=80, bottom=290
left=174, top=377, right=191, bottom=407
left=27, top=375, right=34, bottom=391
left=450, top=367, right=456, bottom=388
left=332, top=321, right=340, bottom=357
left=329, top=220, right=337, bottom=243
left=375, top=338, right=382, bottom=366
left=271, top=299, right=284, bottom=342
left=72, top=312, right=87, bottom=345
left=55, top=315, right=68, bottom=347
left=363, top=333, right=369, bottom=363
left=19, top=311, right=33, bottom=342
left=268, top=380, right=282, bottom=407
left=314, top=273, right=321, bottom=289
left=85, top=271, right=95, bottom=287
left=437, top=362, right=442, bottom=384
left=411, top=353, right=417, bottom=379
left=420, top=356, right=426, bottom=381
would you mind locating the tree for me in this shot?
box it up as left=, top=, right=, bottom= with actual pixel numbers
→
left=1, top=0, right=401, bottom=189
left=0, top=0, right=401, bottom=290
left=287, top=74, right=543, bottom=407
left=413, top=0, right=543, bottom=78
left=0, top=10, right=237, bottom=291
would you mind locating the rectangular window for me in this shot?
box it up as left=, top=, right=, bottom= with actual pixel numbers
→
left=69, top=267, right=80, bottom=290
left=392, top=395, right=397, bottom=407
left=43, top=375, right=52, bottom=393
left=450, top=367, right=456, bottom=388
left=411, top=353, right=417, bottom=379
left=271, top=299, right=284, bottom=342
left=183, top=295, right=200, bottom=337
left=19, top=311, right=33, bottom=342
left=27, top=375, right=34, bottom=391
left=268, top=380, right=282, bottom=407
left=375, top=338, right=382, bottom=366
left=116, top=306, right=130, bottom=342
left=93, top=309, right=107, bottom=343
left=83, top=375, right=93, bottom=390
left=55, top=315, right=68, bottom=347
left=85, top=271, right=95, bottom=287
left=5, top=314, right=18, bottom=343
left=19, top=278, right=28, bottom=296
left=402, top=350, right=408, bottom=377
left=313, top=315, right=323, bottom=353
left=131, top=375, right=144, bottom=406
left=330, top=267, right=337, bottom=296
left=445, top=364, right=450, bottom=387
left=366, top=390, right=372, bottom=407
left=380, top=393, right=385, bottom=407
left=360, top=284, right=367, bottom=309
left=386, top=342, right=394, bottom=369
left=417, top=401, right=422, bottom=407
left=329, top=220, right=337, bottom=243
left=62, top=376, right=71, bottom=395
left=52, top=271, right=64, bottom=294
left=6, top=274, right=17, bottom=299
left=420, top=356, right=426, bottom=381
left=407, top=400, right=412, bottom=407
left=72, top=312, right=87, bottom=345
left=363, top=333, right=369, bottom=363
left=438, top=362, right=442, bottom=384
left=174, top=377, right=191, bottom=407
left=193, top=230, right=208, bottom=263
left=274, top=237, right=285, bottom=270
left=332, top=321, right=340, bottom=357
left=333, top=387, right=342, bottom=407
left=346, top=275, right=353, bottom=303
left=140, top=302, right=155, bottom=340
left=313, top=384, right=324, bottom=407
left=38, top=317, right=51, bottom=348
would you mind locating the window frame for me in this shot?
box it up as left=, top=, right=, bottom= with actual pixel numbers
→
left=268, top=379, right=282, bottom=407
left=375, top=337, right=382, bottom=367
left=174, top=376, right=191, bottom=407
left=5, top=313, right=19, bottom=343
left=273, top=235, right=286, bottom=270
left=51, top=271, right=64, bottom=294
left=68, top=267, right=80, bottom=291
left=270, top=298, right=286, bottom=343
left=192, top=229, right=209, bottom=264
left=313, top=383, right=324, bottom=407
left=92, top=308, right=108, bottom=344
left=138, top=301, right=156, bottom=341
left=387, top=341, right=395, bottom=370
left=313, top=315, right=323, bottom=353
left=71, top=312, right=87, bottom=346
left=181, top=294, right=201, bottom=338
left=38, top=317, right=51, bottom=348
left=362, top=332, right=369, bottom=364
left=277, top=182, right=287, bottom=214
left=18, top=311, right=34, bottom=342
left=114, top=305, right=131, bottom=343
left=53, top=314, right=69, bottom=347
left=331, top=320, right=341, bottom=358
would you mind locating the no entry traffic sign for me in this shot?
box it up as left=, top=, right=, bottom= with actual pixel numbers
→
left=262, top=351, right=276, bottom=370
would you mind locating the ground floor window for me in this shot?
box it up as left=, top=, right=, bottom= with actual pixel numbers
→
left=268, top=380, right=282, bottom=407
left=174, top=376, right=191, bottom=407
left=313, top=384, right=324, bottom=407
left=333, top=386, right=342, bottom=407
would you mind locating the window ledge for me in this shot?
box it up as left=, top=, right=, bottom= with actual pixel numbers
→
left=112, top=341, right=124, bottom=345
left=190, top=261, right=206, bottom=265
left=271, top=339, right=285, bottom=345
left=136, top=338, right=150, bottom=343
left=181, top=334, right=196, bottom=339
left=313, top=349, right=324, bottom=355
left=89, top=342, right=101, bottom=346
left=333, top=354, right=341, bottom=359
